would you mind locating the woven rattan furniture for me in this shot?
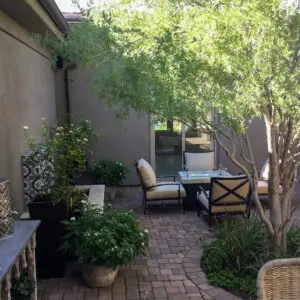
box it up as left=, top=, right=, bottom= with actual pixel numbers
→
left=257, top=258, right=300, bottom=300
left=135, top=159, right=186, bottom=214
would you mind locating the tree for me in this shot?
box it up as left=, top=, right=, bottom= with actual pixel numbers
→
left=45, top=0, right=300, bottom=254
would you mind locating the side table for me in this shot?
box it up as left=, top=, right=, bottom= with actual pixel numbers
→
left=0, top=220, right=40, bottom=300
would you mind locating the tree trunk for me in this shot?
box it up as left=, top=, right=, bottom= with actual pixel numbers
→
left=264, top=114, right=283, bottom=254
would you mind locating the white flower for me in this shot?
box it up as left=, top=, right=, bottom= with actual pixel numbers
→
left=76, top=139, right=81, bottom=142
left=140, top=232, right=144, bottom=236
left=23, top=125, right=29, bottom=130
left=84, top=138, right=88, bottom=142
left=142, top=242, right=145, bottom=246
left=71, top=124, right=74, bottom=127
left=56, top=133, right=60, bottom=136
left=81, top=200, right=87, bottom=204
left=69, top=130, right=73, bottom=133
left=70, top=217, right=76, bottom=221
left=111, top=248, right=115, bottom=251
left=144, top=229, right=149, bottom=233
left=41, top=117, right=46, bottom=121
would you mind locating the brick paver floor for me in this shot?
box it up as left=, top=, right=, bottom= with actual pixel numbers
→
left=38, top=187, right=243, bottom=300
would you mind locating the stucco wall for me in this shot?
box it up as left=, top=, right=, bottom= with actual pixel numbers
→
left=68, top=70, right=151, bottom=185
left=218, top=118, right=268, bottom=175
left=54, top=69, right=68, bottom=124
left=0, top=11, right=57, bottom=212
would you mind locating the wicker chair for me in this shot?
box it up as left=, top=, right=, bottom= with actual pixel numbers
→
left=257, top=258, right=300, bottom=300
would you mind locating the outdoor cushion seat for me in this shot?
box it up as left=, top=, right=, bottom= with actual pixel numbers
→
left=146, top=181, right=186, bottom=200
left=184, top=152, right=215, bottom=171
left=135, top=158, right=186, bottom=214
left=197, top=175, right=250, bottom=226
left=257, top=160, right=283, bottom=196
left=257, top=180, right=283, bottom=195
left=197, top=192, right=247, bottom=213
left=137, top=158, right=156, bottom=188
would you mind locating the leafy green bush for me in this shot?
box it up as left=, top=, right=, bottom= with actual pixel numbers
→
left=11, top=270, right=35, bottom=300
left=60, top=204, right=150, bottom=268
left=203, top=220, right=300, bottom=297
left=24, top=119, right=99, bottom=204
left=92, top=160, right=129, bottom=186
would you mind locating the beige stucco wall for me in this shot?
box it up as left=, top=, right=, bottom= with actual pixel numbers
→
left=68, top=70, right=151, bottom=185
left=0, top=11, right=57, bottom=212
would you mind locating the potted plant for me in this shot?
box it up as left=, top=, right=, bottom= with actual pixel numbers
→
left=23, top=118, right=97, bottom=278
left=60, top=204, right=150, bottom=287
left=92, top=160, right=129, bottom=201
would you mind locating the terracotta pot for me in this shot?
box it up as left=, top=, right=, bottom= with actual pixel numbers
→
left=81, top=264, right=119, bottom=287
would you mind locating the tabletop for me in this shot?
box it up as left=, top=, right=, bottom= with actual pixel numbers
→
left=0, top=220, right=40, bottom=282
left=178, top=170, right=231, bottom=184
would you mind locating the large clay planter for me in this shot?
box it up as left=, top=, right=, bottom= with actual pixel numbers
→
left=81, top=264, right=119, bottom=287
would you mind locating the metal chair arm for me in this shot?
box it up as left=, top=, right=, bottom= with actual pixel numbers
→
left=197, top=185, right=209, bottom=198
left=157, top=175, right=176, bottom=181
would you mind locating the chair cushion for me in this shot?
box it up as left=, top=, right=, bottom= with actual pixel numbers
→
left=260, top=161, right=269, bottom=181
left=185, top=152, right=214, bottom=171
left=257, top=180, right=282, bottom=195
left=257, top=180, right=268, bottom=195
left=197, top=192, right=247, bottom=213
left=137, top=159, right=156, bottom=188
left=146, top=182, right=186, bottom=200
left=211, top=176, right=249, bottom=204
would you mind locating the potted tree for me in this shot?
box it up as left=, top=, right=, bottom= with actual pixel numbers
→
left=24, top=118, right=97, bottom=278
left=60, top=204, right=150, bottom=287
left=92, top=160, right=129, bottom=201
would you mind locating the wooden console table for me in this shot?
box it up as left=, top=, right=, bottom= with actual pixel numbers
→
left=0, top=221, right=40, bottom=300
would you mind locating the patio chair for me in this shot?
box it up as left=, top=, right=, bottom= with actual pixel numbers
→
left=197, top=175, right=250, bottom=226
left=135, top=158, right=186, bottom=214
left=257, top=258, right=300, bottom=300
left=183, top=151, right=215, bottom=171
left=256, top=160, right=282, bottom=207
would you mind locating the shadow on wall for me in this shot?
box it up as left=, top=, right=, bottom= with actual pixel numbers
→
left=218, top=118, right=268, bottom=175
left=68, top=70, right=151, bottom=185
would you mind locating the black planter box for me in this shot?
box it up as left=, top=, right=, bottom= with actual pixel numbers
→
left=75, top=170, right=97, bottom=185
left=28, top=196, right=69, bottom=279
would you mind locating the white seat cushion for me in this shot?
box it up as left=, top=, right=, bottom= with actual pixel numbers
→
left=185, top=152, right=214, bottom=171
left=197, top=192, right=247, bottom=213
left=260, top=161, right=269, bottom=181
left=137, top=159, right=156, bottom=188
left=257, top=180, right=268, bottom=195
left=257, top=180, right=282, bottom=195
left=146, top=182, right=186, bottom=200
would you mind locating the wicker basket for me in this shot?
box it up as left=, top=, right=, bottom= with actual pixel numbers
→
left=257, top=258, right=300, bottom=300
left=0, top=179, right=14, bottom=238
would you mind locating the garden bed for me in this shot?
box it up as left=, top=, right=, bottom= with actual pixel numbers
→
left=202, top=219, right=300, bottom=299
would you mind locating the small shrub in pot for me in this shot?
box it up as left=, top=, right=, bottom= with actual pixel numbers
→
left=60, top=204, right=150, bottom=287
left=92, top=160, right=129, bottom=201
left=23, top=118, right=98, bottom=278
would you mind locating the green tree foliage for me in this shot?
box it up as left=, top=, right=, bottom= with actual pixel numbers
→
left=44, top=0, right=300, bottom=253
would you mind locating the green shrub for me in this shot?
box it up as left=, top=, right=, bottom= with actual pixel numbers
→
left=92, top=160, right=129, bottom=186
left=60, top=204, right=150, bottom=268
left=11, top=270, right=35, bottom=300
left=203, top=219, right=300, bottom=297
